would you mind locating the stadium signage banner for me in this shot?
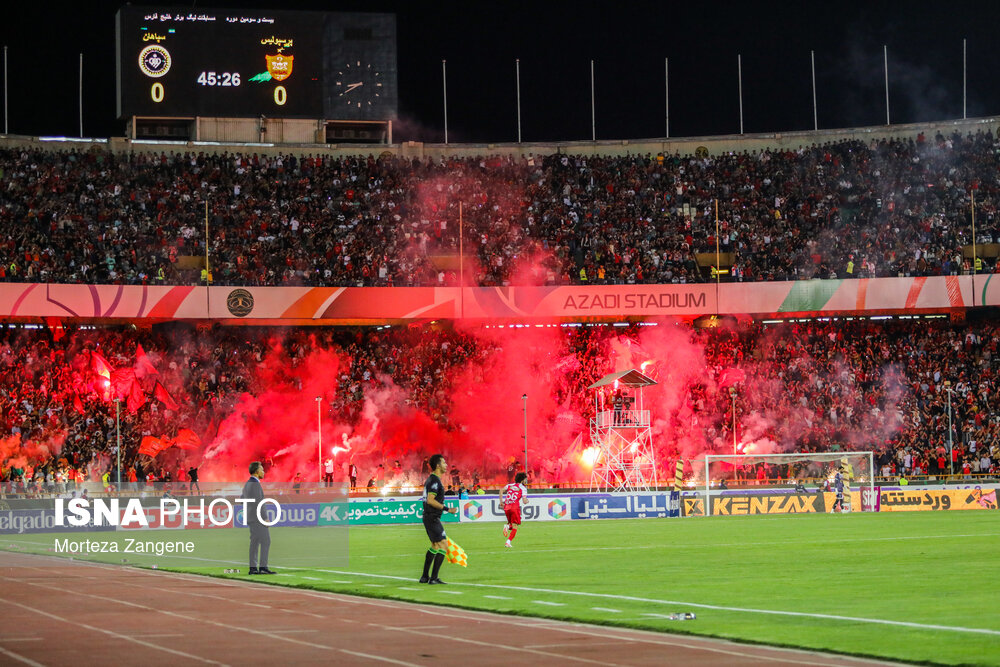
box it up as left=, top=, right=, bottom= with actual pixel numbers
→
left=572, top=494, right=672, bottom=520
left=711, top=493, right=825, bottom=515
left=0, top=275, right=981, bottom=322
left=458, top=497, right=571, bottom=523
left=878, top=488, right=998, bottom=512
left=234, top=502, right=318, bottom=527
left=682, top=497, right=705, bottom=517
left=0, top=509, right=116, bottom=534
left=323, top=500, right=460, bottom=525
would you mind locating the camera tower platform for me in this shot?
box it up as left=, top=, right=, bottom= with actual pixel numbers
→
left=588, top=369, right=658, bottom=492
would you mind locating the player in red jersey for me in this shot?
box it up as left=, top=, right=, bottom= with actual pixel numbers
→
left=501, top=472, right=528, bottom=547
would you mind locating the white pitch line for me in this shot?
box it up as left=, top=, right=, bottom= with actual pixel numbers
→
left=533, top=600, right=566, bottom=607
left=50, top=558, right=905, bottom=666
left=397, top=587, right=421, bottom=591
left=484, top=595, right=512, bottom=600
left=343, top=531, right=1000, bottom=559
left=436, top=590, right=463, bottom=595
left=592, top=607, right=623, bottom=613
left=306, top=567, right=1000, bottom=637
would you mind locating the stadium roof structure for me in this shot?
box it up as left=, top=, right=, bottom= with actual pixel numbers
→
left=588, top=369, right=657, bottom=389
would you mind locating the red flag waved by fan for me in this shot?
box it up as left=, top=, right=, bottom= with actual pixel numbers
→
left=127, top=381, right=146, bottom=413
left=154, top=381, right=180, bottom=411
left=719, top=367, right=746, bottom=388
left=111, top=368, right=138, bottom=400
left=91, top=350, right=113, bottom=380
left=134, top=344, right=159, bottom=379
left=173, top=429, right=201, bottom=450
left=139, top=436, right=170, bottom=458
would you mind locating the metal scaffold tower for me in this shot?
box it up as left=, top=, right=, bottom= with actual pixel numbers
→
left=588, top=369, right=658, bottom=492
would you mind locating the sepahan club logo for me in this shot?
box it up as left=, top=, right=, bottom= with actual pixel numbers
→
left=548, top=499, right=567, bottom=519
left=138, top=45, right=171, bottom=78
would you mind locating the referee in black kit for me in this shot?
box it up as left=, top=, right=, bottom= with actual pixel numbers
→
left=419, top=454, right=457, bottom=584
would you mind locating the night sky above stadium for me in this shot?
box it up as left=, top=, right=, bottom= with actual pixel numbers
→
left=4, top=0, right=1000, bottom=142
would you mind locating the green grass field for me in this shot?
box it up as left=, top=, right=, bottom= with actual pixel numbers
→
left=6, top=512, right=1000, bottom=665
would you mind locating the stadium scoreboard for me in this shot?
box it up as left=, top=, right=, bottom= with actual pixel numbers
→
left=116, top=7, right=397, bottom=121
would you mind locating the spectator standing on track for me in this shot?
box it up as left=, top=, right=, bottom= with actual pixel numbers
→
left=241, top=461, right=274, bottom=575
left=188, top=465, right=200, bottom=493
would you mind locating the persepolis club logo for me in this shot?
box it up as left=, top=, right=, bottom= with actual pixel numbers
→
left=138, top=45, right=171, bottom=78
left=265, top=53, right=293, bottom=81
left=226, top=289, right=254, bottom=317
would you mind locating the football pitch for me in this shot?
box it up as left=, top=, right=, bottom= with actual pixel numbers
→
left=6, top=511, right=999, bottom=665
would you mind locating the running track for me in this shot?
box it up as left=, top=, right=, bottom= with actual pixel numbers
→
left=0, top=552, right=903, bottom=666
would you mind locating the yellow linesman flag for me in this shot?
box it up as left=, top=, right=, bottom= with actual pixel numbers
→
left=673, top=459, right=685, bottom=492
left=446, top=538, right=468, bottom=567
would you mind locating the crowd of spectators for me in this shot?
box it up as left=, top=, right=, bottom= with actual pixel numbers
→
left=2, top=127, right=999, bottom=288
left=1, top=317, right=997, bottom=495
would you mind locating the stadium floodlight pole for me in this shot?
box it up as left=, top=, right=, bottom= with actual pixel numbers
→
left=972, top=189, right=978, bottom=275
left=515, top=59, right=522, bottom=144
left=811, top=50, right=818, bottom=131
left=3, top=45, right=7, bottom=134
left=737, top=54, right=744, bottom=135
left=730, top=386, right=738, bottom=457
left=459, top=201, right=464, bottom=318
left=316, top=396, right=322, bottom=482
left=715, top=200, right=721, bottom=285
left=442, top=60, right=448, bottom=145
left=944, top=382, right=954, bottom=477
left=590, top=59, right=596, bottom=142
left=204, top=200, right=210, bottom=314
left=963, top=39, right=967, bottom=120
left=884, top=45, right=890, bottom=125
left=114, top=398, right=121, bottom=493
left=79, top=53, right=83, bottom=138
left=664, top=57, right=669, bottom=138
left=522, top=394, right=528, bottom=475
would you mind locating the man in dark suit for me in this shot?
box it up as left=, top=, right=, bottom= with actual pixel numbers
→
left=241, top=461, right=274, bottom=575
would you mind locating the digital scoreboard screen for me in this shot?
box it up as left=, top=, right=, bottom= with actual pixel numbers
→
left=116, top=7, right=397, bottom=121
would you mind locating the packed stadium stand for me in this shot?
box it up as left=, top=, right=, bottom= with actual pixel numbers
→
left=1, top=317, right=996, bottom=493
left=1, top=126, right=998, bottom=288
left=1, top=119, right=999, bottom=494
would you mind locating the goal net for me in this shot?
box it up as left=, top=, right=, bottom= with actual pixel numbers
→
left=702, top=451, right=876, bottom=516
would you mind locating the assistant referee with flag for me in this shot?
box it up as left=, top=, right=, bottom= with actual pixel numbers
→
left=419, top=454, right=458, bottom=584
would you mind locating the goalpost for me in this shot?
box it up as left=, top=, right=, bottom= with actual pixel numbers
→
left=702, top=451, right=876, bottom=516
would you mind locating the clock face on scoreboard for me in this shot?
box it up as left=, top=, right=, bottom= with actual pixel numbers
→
left=116, top=7, right=397, bottom=121
left=334, top=60, right=385, bottom=110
